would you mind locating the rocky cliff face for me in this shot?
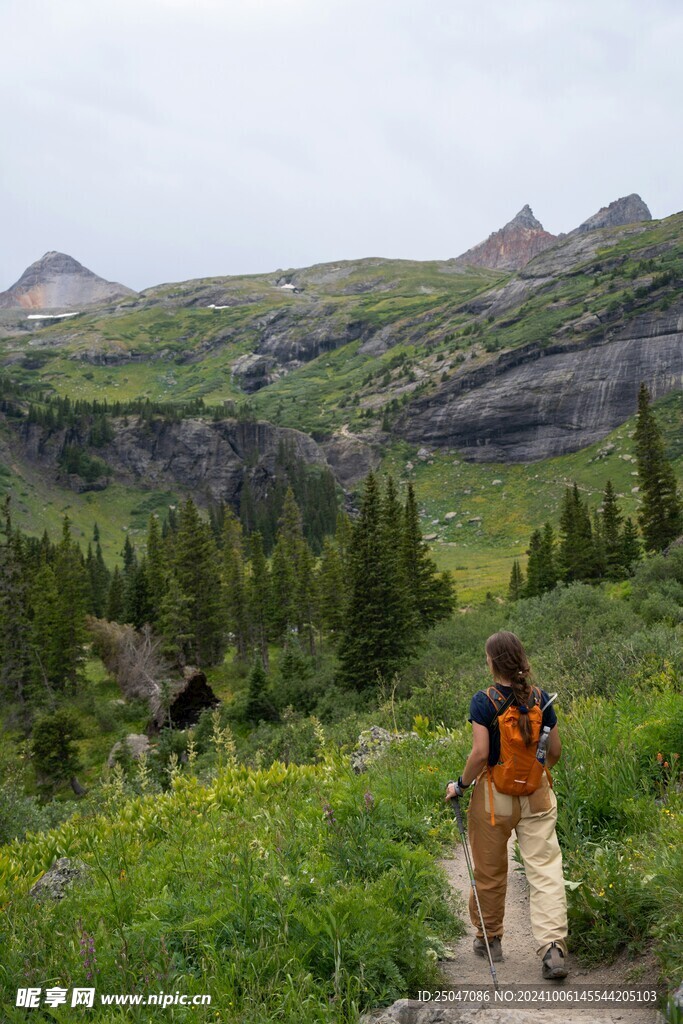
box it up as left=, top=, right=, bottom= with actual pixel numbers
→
left=0, top=252, right=136, bottom=309
left=393, top=304, right=683, bottom=462
left=15, top=415, right=380, bottom=502
left=455, top=206, right=558, bottom=271
left=571, top=194, right=652, bottom=234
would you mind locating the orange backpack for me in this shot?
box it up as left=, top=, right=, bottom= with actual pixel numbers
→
left=484, top=685, right=550, bottom=798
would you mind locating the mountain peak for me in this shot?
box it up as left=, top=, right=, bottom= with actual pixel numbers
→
left=509, top=205, right=544, bottom=231
left=456, top=205, right=557, bottom=271
left=0, top=252, right=136, bottom=310
left=573, top=194, right=652, bottom=234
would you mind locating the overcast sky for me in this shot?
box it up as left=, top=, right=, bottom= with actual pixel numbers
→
left=2, top=0, right=681, bottom=291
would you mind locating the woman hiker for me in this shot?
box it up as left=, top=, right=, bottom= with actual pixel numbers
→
left=445, top=630, right=569, bottom=980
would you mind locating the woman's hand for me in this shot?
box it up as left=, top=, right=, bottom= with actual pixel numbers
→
left=445, top=778, right=468, bottom=801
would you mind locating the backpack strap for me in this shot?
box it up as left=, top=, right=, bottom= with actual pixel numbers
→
left=484, top=686, right=515, bottom=725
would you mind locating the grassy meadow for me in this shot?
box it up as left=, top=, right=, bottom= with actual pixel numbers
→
left=2, top=553, right=683, bottom=1021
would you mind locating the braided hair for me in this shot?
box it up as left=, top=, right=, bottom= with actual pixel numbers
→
left=485, top=630, right=535, bottom=746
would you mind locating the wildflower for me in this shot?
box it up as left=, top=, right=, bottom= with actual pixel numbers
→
left=322, top=803, right=337, bottom=827
left=363, top=790, right=374, bottom=810
left=664, top=761, right=670, bottom=769
left=673, top=753, right=680, bottom=761
left=656, top=752, right=663, bottom=763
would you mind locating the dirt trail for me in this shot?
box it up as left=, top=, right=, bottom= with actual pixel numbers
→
left=437, top=836, right=660, bottom=1023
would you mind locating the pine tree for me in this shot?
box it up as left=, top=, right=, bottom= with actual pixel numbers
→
left=337, top=472, right=419, bottom=691
left=539, top=522, right=559, bottom=591
left=32, top=709, right=84, bottom=795
left=524, top=530, right=544, bottom=597
left=86, top=524, right=110, bottom=617
left=400, top=481, right=455, bottom=628
left=173, top=498, right=226, bottom=666
left=601, top=480, right=626, bottom=579
left=0, top=499, right=32, bottom=701
left=221, top=511, right=249, bottom=662
left=107, top=566, right=125, bottom=621
left=246, top=531, right=271, bottom=670
left=158, top=572, right=194, bottom=666
left=634, top=382, right=683, bottom=552
left=50, top=517, right=88, bottom=690
left=245, top=660, right=278, bottom=724
left=508, top=559, right=525, bottom=601
left=144, top=514, right=167, bottom=624
left=620, top=517, right=642, bottom=573
left=558, top=484, right=600, bottom=582
left=30, top=563, right=61, bottom=690
left=317, top=536, right=347, bottom=641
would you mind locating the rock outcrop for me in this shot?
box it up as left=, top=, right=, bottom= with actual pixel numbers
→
left=107, top=734, right=151, bottom=768
left=0, top=251, right=135, bottom=309
left=393, top=305, right=683, bottom=462
left=456, top=206, right=558, bottom=271
left=571, top=193, right=652, bottom=235
left=16, top=415, right=339, bottom=506
left=29, top=858, right=91, bottom=901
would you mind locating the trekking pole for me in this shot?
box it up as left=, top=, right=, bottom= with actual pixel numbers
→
left=450, top=796, right=500, bottom=992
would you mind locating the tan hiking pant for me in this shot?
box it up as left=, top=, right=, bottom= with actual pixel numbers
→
left=466, top=768, right=568, bottom=960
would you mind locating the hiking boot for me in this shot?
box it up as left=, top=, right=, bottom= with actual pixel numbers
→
left=542, top=942, right=568, bottom=980
left=473, top=936, right=503, bottom=962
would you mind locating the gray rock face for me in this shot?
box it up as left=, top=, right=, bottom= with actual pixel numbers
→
left=29, top=857, right=91, bottom=900
left=321, top=431, right=383, bottom=488
left=0, top=251, right=135, bottom=309
left=572, top=193, right=652, bottom=234
left=393, top=308, right=683, bottom=461
left=18, top=416, right=331, bottom=505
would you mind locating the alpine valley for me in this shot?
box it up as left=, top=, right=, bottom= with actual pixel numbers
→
left=2, top=191, right=683, bottom=597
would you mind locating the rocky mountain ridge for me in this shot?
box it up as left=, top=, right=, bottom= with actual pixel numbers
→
left=455, top=204, right=558, bottom=271
left=455, top=193, right=652, bottom=272
left=0, top=251, right=136, bottom=310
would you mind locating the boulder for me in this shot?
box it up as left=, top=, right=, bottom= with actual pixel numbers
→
left=29, top=858, right=91, bottom=901
left=350, top=726, right=419, bottom=774
left=107, top=733, right=151, bottom=768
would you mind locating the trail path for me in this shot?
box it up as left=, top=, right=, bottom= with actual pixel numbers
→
left=435, top=836, right=660, bottom=1022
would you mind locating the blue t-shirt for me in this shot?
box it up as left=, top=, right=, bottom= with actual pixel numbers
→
left=468, top=685, right=558, bottom=767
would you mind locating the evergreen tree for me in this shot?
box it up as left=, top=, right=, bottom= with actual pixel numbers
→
left=246, top=531, right=271, bottom=670
left=31, top=709, right=84, bottom=795
left=30, top=563, right=61, bottom=691
left=49, top=517, right=88, bottom=690
left=275, top=638, right=316, bottom=713
left=601, top=480, right=626, bottom=579
left=558, top=484, right=600, bottom=582
left=524, top=529, right=544, bottom=597
left=317, top=536, right=347, bottom=641
left=337, top=472, right=419, bottom=691
left=539, top=522, right=559, bottom=591
left=173, top=498, right=226, bottom=666
left=634, top=382, right=683, bottom=552
left=144, top=514, right=167, bottom=624
left=245, top=660, right=278, bottom=724
left=86, top=524, right=110, bottom=618
left=620, top=517, right=642, bottom=573
left=158, top=572, right=194, bottom=666
left=400, top=481, right=455, bottom=628
left=0, top=500, right=32, bottom=701
left=221, top=511, right=249, bottom=662
left=107, top=566, right=125, bottom=621
left=508, top=559, right=525, bottom=601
